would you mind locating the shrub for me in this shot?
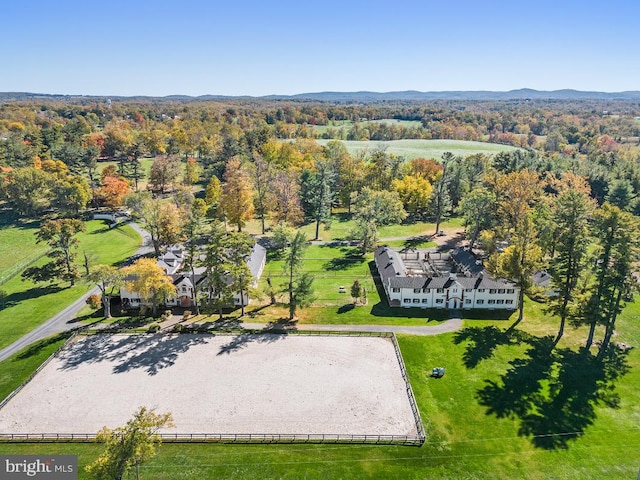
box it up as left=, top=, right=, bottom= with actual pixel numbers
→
left=160, top=309, right=172, bottom=321
left=147, top=323, right=161, bottom=333
left=182, top=310, right=192, bottom=320
left=172, top=323, right=184, bottom=333
left=86, top=294, right=101, bottom=310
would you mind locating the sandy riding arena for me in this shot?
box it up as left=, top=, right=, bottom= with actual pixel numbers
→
left=0, top=333, right=423, bottom=442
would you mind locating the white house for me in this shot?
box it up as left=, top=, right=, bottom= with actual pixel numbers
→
left=374, top=246, right=519, bottom=310
left=120, top=242, right=267, bottom=310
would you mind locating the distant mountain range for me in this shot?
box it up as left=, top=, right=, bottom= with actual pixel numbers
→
left=2, top=89, right=640, bottom=102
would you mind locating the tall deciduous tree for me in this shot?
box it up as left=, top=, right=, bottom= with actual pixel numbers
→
left=22, top=219, right=86, bottom=286
left=183, top=157, right=201, bottom=185
left=87, top=265, right=125, bottom=319
left=352, top=187, right=407, bottom=255
left=270, top=170, right=303, bottom=226
left=458, top=187, right=496, bottom=248
left=85, top=407, right=174, bottom=480
left=97, top=176, right=131, bottom=208
left=249, top=154, right=272, bottom=234
left=220, top=157, right=254, bottom=232
left=1, top=167, right=53, bottom=216
left=124, top=258, right=177, bottom=316
left=204, top=175, right=223, bottom=219
left=149, top=155, right=181, bottom=193
left=486, top=215, right=543, bottom=327
left=391, top=174, right=433, bottom=220
left=125, top=193, right=184, bottom=256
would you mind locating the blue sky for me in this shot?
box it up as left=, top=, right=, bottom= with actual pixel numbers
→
left=1, top=0, right=639, bottom=96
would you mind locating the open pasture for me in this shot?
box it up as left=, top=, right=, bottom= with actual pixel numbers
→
left=316, top=138, right=519, bottom=159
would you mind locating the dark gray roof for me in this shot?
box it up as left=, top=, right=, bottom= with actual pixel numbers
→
left=374, top=245, right=517, bottom=291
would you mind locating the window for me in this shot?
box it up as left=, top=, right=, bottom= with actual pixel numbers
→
left=476, top=299, right=484, bottom=304
left=465, top=299, right=471, bottom=304
left=437, top=288, right=444, bottom=293
left=392, top=288, right=400, bottom=293
left=478, top=289, right=485, bottom=293
left=413, top=299, right=420, bottom=303
left=422, top=288, right=430, bottom=293
left=414, top=288, right=421, bottom=293
left=506, top=300, right=514, bottom=304
left=435, top=299, right=444, bottom=304
left=498, top=289, right=505, bottom=294
left=465, top=288, right=472, bottom=292
left=182, top=286, right=187, bottom=292
left=488, top=299, right=496, bottom=304
left=453, top=289, right=458, bottom=293
left=403, top=298, right=411, bottom=304
left=497, top=299, right=504, bottom=304
left=489, top=289, right=497, bottom=294
left=507, top=289, right=514, bottom=294
left=422, top=299, right=429, bottom=303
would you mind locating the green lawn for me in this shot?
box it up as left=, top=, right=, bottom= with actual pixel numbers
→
left=0, top=213, right=48, bottom=285
left=0, top=303, right=637, bottom=479
left=316, top=139, right=520, bottom=160
left=242, top=212, right=464, bottom=242
left=0, top=220, right=140, bottom=350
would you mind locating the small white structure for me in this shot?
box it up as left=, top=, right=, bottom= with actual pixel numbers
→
left=374, top=246, right=519, bottom=310
left=120, top=242, right=267, bottom=309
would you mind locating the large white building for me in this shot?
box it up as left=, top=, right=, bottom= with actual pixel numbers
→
left=374, top=246, right=519, bottom=310
left=120, top=242, right=267, bottom=310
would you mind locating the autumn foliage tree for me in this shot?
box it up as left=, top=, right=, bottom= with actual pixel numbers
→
left=85, top=407, right=174, bottom=480
left=97, top=176, right=131, bottom=208
left=123, top=258, right=177, bottom=316
left=220, top=157, right=254, bottom=231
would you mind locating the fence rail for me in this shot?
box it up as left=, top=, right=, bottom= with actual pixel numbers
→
left=0, top=249, right=51, bottom=286
left=0, top=432, right=423, bottom=446
left=0, top=332, right=79, bottom=411
left=390, top=333, right=427, bottom=444
left=0, top=331, right=425, bottom=446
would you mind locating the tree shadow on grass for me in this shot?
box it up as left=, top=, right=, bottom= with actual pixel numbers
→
left=402, top=235, right=434, bottom=250
left=57, top=333, right=209, bottom=376
left=476, top=336, right=631, bottom=449
left=323, top=256, right=365, bottom=271
left=15, top=332, right=74, bottom=360
left=453, top=326, right=525, bottom=368
left=1, top=285, right=64, bottom=310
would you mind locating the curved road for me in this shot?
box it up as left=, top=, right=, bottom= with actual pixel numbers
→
left=0, top=222, right=152, bottom=363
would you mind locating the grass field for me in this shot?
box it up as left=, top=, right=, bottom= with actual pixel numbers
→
left=315, top=139, right=520, bottom=160
left=0, top=298, right=637, bottom=479
left=0, top=220, right=140, bottom=350
left=241, top=212, right=464, bottom=242
left=0, top=214, right=48, bottom=285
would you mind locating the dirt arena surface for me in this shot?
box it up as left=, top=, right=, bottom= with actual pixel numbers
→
left=0, top=333, right=420, bottom=438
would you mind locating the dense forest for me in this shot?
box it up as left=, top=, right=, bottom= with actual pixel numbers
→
left=1, top=96, right=639, bottom=349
